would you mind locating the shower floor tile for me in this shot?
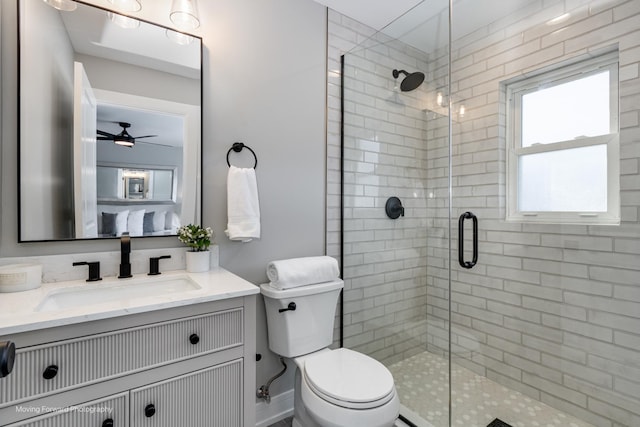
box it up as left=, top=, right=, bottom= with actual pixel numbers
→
left=388, top=351, right=596, bottom=427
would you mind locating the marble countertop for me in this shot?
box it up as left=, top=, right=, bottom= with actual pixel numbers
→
left=0, top=267, right=259, bottom=335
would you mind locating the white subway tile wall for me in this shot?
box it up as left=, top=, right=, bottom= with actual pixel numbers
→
left=327, top=1, right=640, bottom=426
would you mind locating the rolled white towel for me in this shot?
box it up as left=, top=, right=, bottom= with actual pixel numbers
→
left=267, top=256, right=340, bottom=289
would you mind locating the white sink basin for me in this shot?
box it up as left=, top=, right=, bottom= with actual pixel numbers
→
left=36, top=275, right=201, bottom=312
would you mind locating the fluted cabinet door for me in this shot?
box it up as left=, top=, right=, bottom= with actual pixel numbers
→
left=1, top=309, right=243, bottom=408
left=7, top=393, right=128, bottom=427
left=130, top=359, right=243, bottom=427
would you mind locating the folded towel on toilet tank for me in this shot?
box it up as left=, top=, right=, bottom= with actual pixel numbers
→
left=267, top=256, right=340, bottom=289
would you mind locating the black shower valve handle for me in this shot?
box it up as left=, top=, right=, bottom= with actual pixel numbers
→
left=385, top=197, right=405, bottom=219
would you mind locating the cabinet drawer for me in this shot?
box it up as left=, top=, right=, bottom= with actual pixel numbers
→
left=7, top=392, right=128, bottom=427
left=0, top=308, right=243, bottom=407
left=130, top=359, right=242, bottom=427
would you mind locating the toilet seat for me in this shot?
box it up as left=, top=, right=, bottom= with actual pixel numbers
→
left=303, top=348, right=396, bottom=409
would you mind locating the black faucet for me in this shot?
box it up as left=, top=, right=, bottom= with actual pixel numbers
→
left=73, top=261, right=102, bottom=282
left=148, top=255, right=172, bottom=276
left=118, top=232, right=132, bottom=278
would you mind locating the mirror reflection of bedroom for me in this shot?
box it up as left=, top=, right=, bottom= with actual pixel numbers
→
left=18, top=0, right=201, bottom=241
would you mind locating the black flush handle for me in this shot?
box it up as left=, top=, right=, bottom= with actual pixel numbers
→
left=279, top=302, right=296, bottom=313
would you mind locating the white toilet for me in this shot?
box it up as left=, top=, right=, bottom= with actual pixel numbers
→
left=261, top=279, right=400, bottom=427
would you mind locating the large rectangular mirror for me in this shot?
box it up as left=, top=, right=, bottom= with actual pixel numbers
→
left=18, top=0, right=202, bottom=241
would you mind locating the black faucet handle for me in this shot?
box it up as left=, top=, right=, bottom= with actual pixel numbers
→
left=148, top=255, right=172, bottom=276
left=73, top=261, right=102, bottom=282
left=118, top=232, right=133, bottom=279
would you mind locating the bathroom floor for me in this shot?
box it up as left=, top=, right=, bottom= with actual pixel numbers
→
left=268, top=417, right=410, bottom=427
left=388, top=351, right=596, bottom=427
left=268, top=418, right=293, bottom=427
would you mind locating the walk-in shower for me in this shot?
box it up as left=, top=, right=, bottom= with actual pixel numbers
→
left=330, top=0, right=640, bottom=426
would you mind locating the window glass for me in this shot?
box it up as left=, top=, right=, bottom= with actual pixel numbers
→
left=518, top=144, right=607, bottom=212
left=521, top=71, right=610, bottom=147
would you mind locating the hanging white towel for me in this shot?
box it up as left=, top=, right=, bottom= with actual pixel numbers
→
left=267, top=256, right=340, bottom=289
left=225, top=166, right=261, bottom=242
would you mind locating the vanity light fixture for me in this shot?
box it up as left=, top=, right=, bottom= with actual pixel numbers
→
left=107, top=0, right=142, bottom=12
left=170, top=0, right=200, bottom=31
left=42, top=0, right=77, bottom=11
left=107, top=12, right=140, bottom=29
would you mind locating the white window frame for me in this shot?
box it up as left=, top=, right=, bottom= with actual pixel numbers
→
left=506, top=52, right=620, bottom=225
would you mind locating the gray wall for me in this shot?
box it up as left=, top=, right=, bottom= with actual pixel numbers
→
left=1, top=0, right=327, bottom=406
left=201, top=0, right=327, bottom=398
left=77, top=53, right=200, bottom=107
left=20, top=0, right=75, bottom=240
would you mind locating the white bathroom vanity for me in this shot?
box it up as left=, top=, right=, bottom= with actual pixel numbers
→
left=0, top=269, right=259, bottom=427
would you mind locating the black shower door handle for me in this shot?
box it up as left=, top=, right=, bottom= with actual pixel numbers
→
left=458, top=212, right=478, bottom=269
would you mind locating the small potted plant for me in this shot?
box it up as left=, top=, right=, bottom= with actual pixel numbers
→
left=178, top=224, right=214, bottom=272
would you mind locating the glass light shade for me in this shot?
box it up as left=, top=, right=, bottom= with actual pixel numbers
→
left=107, top=0, right=141, bottom=12
left=114, top=139, right=135, bottom=148
left=170, top=0, right=200, bottom=30
left=166, top=29, right=194, bottom=46
left=108, top=12, right=140, bottom=29
left=42, top=0, right=77, bottom=11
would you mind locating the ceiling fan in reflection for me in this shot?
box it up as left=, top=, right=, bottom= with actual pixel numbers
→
left=97, top=122, right=156, bottom=148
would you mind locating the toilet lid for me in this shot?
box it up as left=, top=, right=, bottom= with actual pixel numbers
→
left=303, top=348, right=395, bottom=408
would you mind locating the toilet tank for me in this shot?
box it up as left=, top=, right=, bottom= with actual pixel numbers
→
left=260, top=280, right=344, bottom=358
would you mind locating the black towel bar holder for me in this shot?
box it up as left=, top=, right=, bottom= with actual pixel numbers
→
left=226, top=142, right=257, bottom=169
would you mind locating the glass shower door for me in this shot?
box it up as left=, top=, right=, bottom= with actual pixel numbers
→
left=337, top=0, right=451, bottom=425
left=449, top=1, right=640, bottom=426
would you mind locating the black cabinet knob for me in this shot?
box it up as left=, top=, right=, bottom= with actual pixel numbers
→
left=0, top=341, right=15, bottom=378
left=42, top=365, right=58, bottom=380
left=189, top=334, right=200, bottom=345
left=144, top=404, right=155, bottom=418
left=102, top=418, right=114, bottom=427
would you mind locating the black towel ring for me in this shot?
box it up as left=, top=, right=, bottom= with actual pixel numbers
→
left=226, top=142, right=257, bottom=169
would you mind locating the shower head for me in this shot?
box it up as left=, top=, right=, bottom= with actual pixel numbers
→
left=393, top=69, right=425, bottom=92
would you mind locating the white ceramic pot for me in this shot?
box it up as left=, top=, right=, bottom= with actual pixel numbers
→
left=186, top=250, right=210, bottom=273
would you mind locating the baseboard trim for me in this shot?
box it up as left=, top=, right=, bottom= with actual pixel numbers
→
left=399, top=404, right=436, bottom=427
left=255, top=389, right=295, bottom=427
